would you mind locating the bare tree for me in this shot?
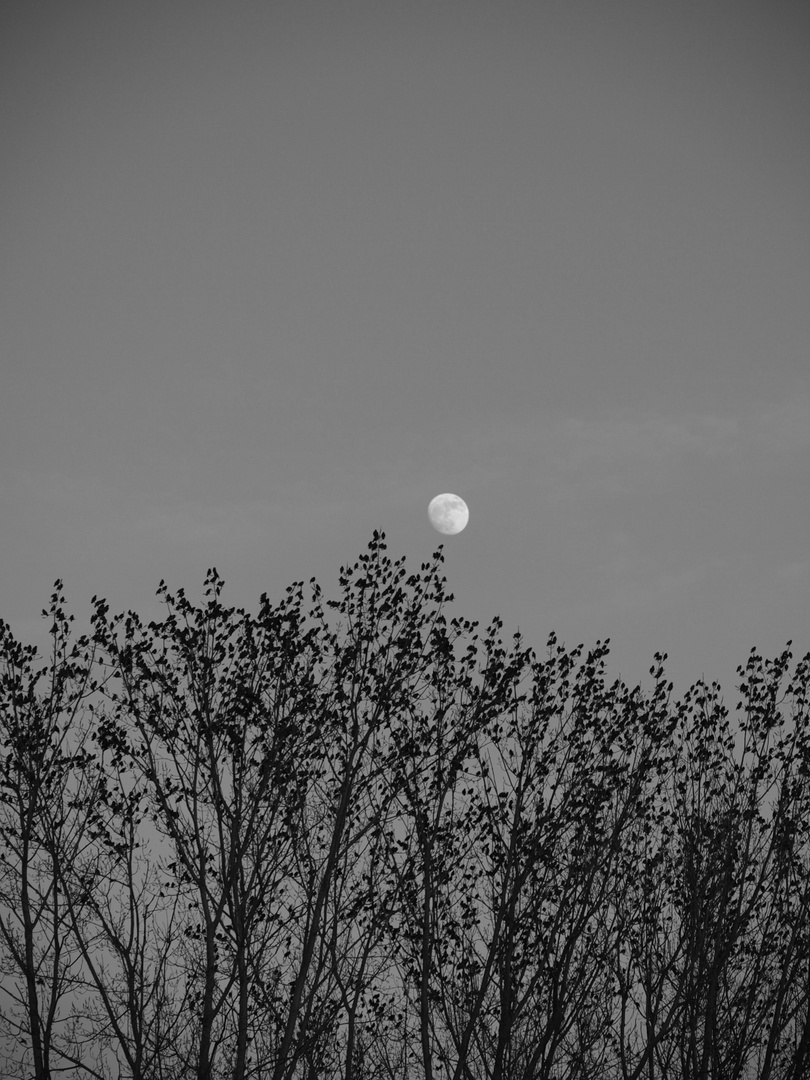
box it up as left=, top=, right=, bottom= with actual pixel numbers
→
left=611, top=648, right=810, bottom=1080
left=90, top=570, right=320, bottom=1080
left=4, top=541, right=810, bottom=1080
left=0, top=586, right=103, bottom=1080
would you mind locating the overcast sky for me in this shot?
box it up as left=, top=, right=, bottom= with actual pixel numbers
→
left=2, top=0, right=809, bottom=702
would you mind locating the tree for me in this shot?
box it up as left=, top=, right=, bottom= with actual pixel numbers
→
left=0, top=586, right=102, bottom=1080
left=2, top=536, right=810, bottom=1079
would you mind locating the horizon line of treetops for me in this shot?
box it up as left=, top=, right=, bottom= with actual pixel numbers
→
left=1, top=532, right=809, bottom=1080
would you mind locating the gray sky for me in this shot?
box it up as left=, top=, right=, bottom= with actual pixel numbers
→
left=2, top=0, right=809, bottom=701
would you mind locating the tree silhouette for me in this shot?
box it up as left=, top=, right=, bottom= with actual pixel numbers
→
left=1, top=535, right=809, bottom=1079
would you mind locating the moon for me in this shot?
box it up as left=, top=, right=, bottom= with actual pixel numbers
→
left=428, top=493, right=469, bottom=535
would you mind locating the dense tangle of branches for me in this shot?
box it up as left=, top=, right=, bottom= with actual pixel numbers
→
left=1, top=533, right=809, bottom=1080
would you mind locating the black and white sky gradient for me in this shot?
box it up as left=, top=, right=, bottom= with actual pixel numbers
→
left=2, top=1, right=809, bottom=700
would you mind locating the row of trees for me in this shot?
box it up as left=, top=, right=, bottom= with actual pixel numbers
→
left=1, top=533, right=809, bottom=1080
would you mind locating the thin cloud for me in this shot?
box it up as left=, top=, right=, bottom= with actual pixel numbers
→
left=464, top=395, right=809, bottom=502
